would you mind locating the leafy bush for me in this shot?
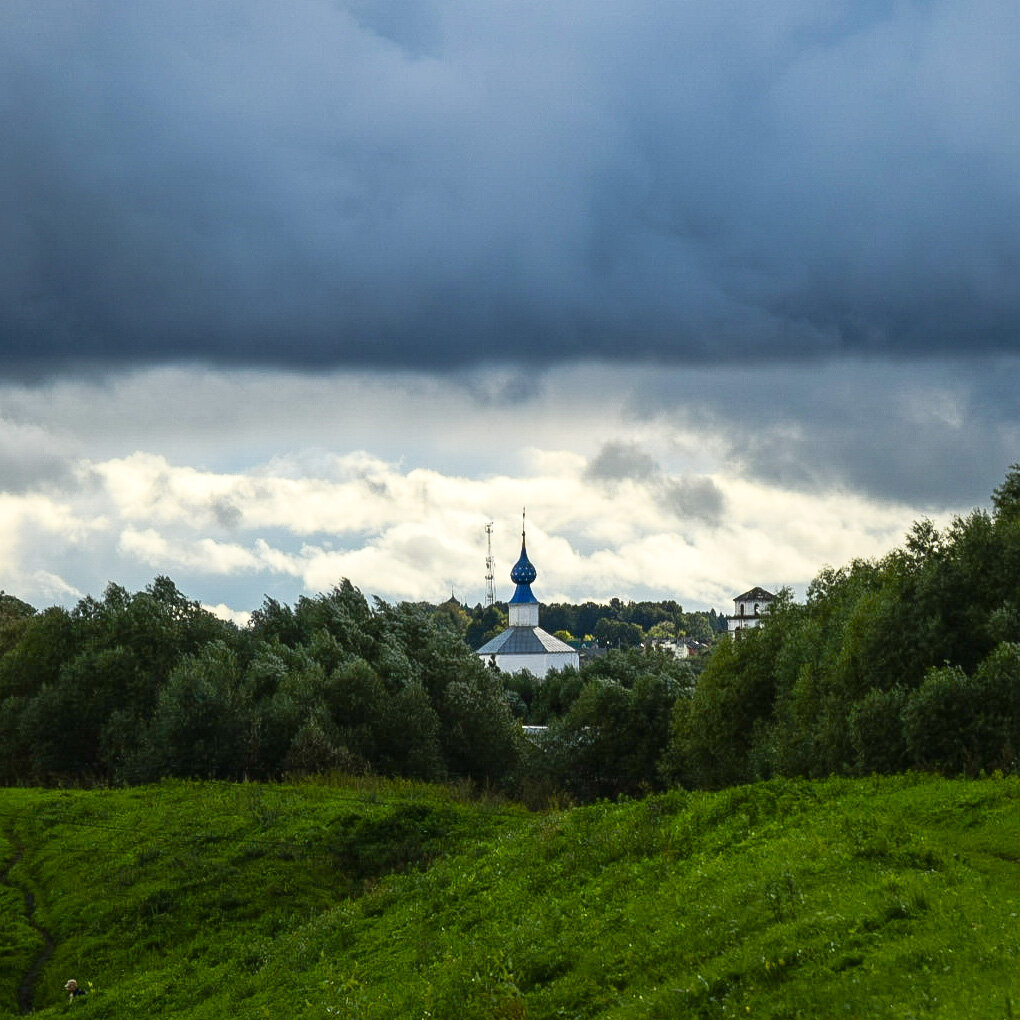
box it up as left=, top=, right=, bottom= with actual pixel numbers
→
left=848, top=686, right=909, bottom=774
left=904, top=644, right=1020, bottom=775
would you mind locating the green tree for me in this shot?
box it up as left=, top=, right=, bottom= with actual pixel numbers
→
left=903, top=665, right=976, bottom=775
left=991, top=463, right=1020, bottom=523
left=464, top=604, right=508, bottom=649
left=322, top=657, right=388, bottom=764
left=665, top=603, right=790, bottom=789
left=848, top=687, right=909, bottom=774
left=593, top=618, right=645, bottom=649
left=375, top=682, right=445, bottom=781
left=0, top=606, right=75, bottom=701
left=22, top=646, right=144, bottom=778
left=137, top=641, right=253, bottom=780
left=433, top=598, right=472, bottom=637
left=439, top=673, right=520, bottom=783
left=903, top=644, right=1020, bottom=776
left=646, top=621, right=676, bottom=642
left=535, top=673, right=682, bottom=800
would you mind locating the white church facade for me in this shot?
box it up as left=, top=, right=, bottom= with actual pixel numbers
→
left=726, top=586, right=776, bottom=637
left=475, top=526, right=579, bottom=678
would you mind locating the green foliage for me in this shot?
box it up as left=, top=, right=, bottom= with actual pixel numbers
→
left=137, top=640, right=254, bottom=779
left=645, top=620, right=675, bottom=641
left=848, top=686, right=910, bottom=774
left=0, top=607, right=75, bottom=702
left=667, top=612, right=788, bottom=789
left=0, top=594, right=34, bottom=623
left=439, top=674, right=520, bottom=783
left=991, top=463, right=1020, bottom=523
left=432, top=598, right=472, bottom=637
left=465, top=599, right=721, bottom=653
left=666, top=467, right=1020, bottom=786
left=592, top=617, right=645, bottom=648
left=0, top=775, right=1017, bottom=1018
left=537, top=675, right=681, bottom=799
left=0, top=578, right=522, bottom=788
left=464, top=604, right=508, bottom=649
left=4, top=465, right=1019, bottom=797
left=0, top=594, right=34, bottom=662
left=903, top=644, right=1020, bottom=775
left=518, top=649, right=695, bottom=801
left=504, top=668, right=586, bottom=725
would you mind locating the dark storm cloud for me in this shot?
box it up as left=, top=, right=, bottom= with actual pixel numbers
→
left=584, top=441, right=658, bottom=483
left=658, top=477, right=726, bottom=527
left=630, top=358, right=1020, bottom=507
left=585, top=440, right=726, bottom=525
left=2, top=1, right=1020, bottom=375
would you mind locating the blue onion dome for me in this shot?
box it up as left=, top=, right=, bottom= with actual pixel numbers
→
left=510, top=540, right=537, bottom=584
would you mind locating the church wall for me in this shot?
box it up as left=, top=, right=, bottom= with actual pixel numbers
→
left=509, top=602, right=540, bottom=627
left=480, top=650, right=580, bottom=678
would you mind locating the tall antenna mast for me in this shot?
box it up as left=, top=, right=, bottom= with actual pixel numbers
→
left=484, top=522, right=495, bottom=607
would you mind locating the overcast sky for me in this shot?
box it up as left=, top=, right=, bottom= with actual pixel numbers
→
left=1, top=1, right=1017, bottom=620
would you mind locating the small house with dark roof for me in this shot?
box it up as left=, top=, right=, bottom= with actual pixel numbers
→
left=726, top=586, right=776, bottom=638
left=475, top=523, right=579, bottom=677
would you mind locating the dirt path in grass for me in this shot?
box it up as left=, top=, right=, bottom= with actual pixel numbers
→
left=0, top=832, right=56, bottom=1014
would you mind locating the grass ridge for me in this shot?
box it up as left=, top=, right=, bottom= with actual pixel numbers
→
left=0, top=774, right=1017, bottom=1018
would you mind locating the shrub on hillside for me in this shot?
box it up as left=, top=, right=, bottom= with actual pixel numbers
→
left=848, top=686, right=910, bottom=775
left=903, top=644, right=1019, bottom=776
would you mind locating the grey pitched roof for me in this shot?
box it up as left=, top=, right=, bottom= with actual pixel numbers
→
left=733, top=586, right=776, bottom=602
left=476, top=626, right=577, bottom=656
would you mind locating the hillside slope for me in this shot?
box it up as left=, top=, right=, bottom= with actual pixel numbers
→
left=1, top=775, right=1017, bottom=1018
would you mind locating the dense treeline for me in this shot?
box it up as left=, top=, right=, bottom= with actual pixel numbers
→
left=663, top=467, right=1020, bottom=787
left=460, top=598, right=724, bottom=650
left=1, top=467, right=1017, bottom=799
left=0, top=578, right=694, bottom=799
left=0, top=580, right=519, bottom=787
left=508, top=648, right=695, bottom=800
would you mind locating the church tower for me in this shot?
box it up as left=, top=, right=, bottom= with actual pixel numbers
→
left=508, top=527, right=539, bottom=627
left=474, top=516, right=579, bottom=678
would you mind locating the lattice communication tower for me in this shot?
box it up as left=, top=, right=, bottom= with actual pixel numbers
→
left=484, top=522, right=495, bottom=607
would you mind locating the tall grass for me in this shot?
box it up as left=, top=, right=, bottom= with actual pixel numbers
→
left=1, top=774, right=1017, bottom=1018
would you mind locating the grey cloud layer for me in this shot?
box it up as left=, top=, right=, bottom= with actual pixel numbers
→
left=0, top=356, right=1014, bottom=508
left=584, top=441, right=658, bottom=484
left=3, top=0, right=1019, bottom=374
left=585, top=441, right=726, bottom=526
left=629, top=357, right=1020, bottom=506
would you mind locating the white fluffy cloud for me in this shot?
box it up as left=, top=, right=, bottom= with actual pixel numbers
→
left=0, top=360, right=1004, bottom=616
left=0, top=437, right=950, bottom=615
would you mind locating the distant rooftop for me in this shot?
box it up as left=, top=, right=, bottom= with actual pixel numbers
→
left=475, top=626, right=576, bottom=656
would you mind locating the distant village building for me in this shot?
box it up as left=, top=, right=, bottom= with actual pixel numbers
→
left=475, top=524, right=580, bottom=678
left=650, top=638, right=709, bottom=660
left=653, top=639, right=689, bottom=660
left=576, top=640, right=607, bottom=667
left=726, top=586, right=776, bottom=638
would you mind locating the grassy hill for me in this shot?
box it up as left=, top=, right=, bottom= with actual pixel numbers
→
left=1, top=775, right=1017, bottom=1018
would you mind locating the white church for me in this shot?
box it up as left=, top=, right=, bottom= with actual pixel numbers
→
left=475, top=524, right=579, bottom=678
left=726, top=586, right=777, bottom=637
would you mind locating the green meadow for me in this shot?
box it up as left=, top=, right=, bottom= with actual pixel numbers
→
left=1, top=774, right=1017, bottom=1019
